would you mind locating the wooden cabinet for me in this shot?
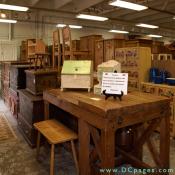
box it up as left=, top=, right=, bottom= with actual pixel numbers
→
left=27, top=39, right=46, bottom=59
left=72, top=40, right=80, bottom=51
left=18, top=89, right=44, bottom=147
left=25, top=69, right=58, bottom=95
left=104, top=39, right=125, bottom=61
left=20, top=40, right=27, bottom=60
left=141, top=82, right=175, bottom=137
left=115, top=47, right=151, bottom=90
left=95, top=40, right=104, bottom=71
left=80, top=35, right=102, bottom=69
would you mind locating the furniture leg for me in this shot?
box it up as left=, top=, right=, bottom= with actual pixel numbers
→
left=50, top=144, right=55, bottom=175
left=78, top=119, right=90, bottom=175
left=160, top=114, right=170, bottom=170
left=71, top=140, right=79, bottom=175
left=101, top=128, right=115, bottom=174
left=36, top=132, right=41, bottom=160
left=44, top=101, right=49, bottom=120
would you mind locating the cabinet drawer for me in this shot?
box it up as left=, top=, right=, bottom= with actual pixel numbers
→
left=17, top=113, right=37, bottom=147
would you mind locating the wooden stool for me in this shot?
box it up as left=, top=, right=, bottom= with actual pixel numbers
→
left=34, top=119, right=79, bottom=175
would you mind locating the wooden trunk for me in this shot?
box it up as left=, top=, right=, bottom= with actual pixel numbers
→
left=10, top=64, right=30, bottom=91
left=18, top=89, right=44, bottom=147
left=25, top=69, right=58, bottom=95
left=115, top=47, right=151, bottom=91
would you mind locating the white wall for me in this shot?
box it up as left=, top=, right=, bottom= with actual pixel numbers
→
left=0, top=22, right=116, bottom=58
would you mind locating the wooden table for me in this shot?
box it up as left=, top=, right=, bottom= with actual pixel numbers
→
left=43, top=89, right=171, bottom=175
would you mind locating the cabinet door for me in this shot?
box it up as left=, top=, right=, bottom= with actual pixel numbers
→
left=95, top=40, right=104, bottom=70
left=0, top=41, right=17, bottom=61
left=104, top=40, right=115, bottom=61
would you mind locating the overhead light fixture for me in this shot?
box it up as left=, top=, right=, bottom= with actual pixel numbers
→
left=109, top=29, right=129, bottom=34
left=173, top=17, right=175, bottom=19
left=0, top=12, right=6, bottom=18
left=136, top=23, right=159, bottom=29
left=0, top=4, right=28, bottom=11
left=56, top=24, right=82, bottom=29
left=69, top=25, right=82, bottom=29
left=76, top=14, right=108, bottom=21
left=0, top=19, right=17, bottom=23
left=56, top=24, right=66, bottom=28
left=109, top=0, right=148, bottom=11
left=147, top=34, right=162, bottom=38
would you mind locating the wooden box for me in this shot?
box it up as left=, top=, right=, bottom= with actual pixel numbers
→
left=115, top=47, right=151, bottom=91
left=18, top=89, right=44, bottom=147
left=141, top=82, right=175, bottom=137
left=25, top=69, right=58, bottom=95
left=61, top=60, right=93, bottom=92
left=10, top=64, right=30, bottom=91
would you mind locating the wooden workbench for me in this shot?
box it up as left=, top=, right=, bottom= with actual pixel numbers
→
left=43, top=89, right=171, bottom=175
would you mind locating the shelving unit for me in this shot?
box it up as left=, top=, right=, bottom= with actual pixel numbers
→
left=115, top=47, right=151, bottom=91
left=27, top=39, right=46, bottom=59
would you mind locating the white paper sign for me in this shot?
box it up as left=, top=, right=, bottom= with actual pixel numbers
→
left=101, top=72, right=128, bottom=95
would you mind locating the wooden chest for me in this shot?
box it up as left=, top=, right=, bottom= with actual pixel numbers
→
left=25, top=69, right=58, bottom=95
left=18, top=89, right=44, bottom=147
left=61, top=60, right=93, bottom=92
left=10, top=64, right=30, bottom=91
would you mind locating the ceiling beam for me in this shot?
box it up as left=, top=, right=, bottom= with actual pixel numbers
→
left=61, top=0, right=105, bottom=13
left=29, top=0, right=41, bottom=6
left=54, top=0, right=72, bottom=9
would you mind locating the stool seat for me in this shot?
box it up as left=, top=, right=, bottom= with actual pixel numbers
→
left=34, top=119, right=77, bottom=144
left=34, top=119, right=79, bottom=175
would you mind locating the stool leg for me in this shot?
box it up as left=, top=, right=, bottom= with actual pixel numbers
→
left=50, top=144, right=55, bottom=175
left=71, top=140, right=79, bottom=175
left=36, top=132, right=41, bottom=160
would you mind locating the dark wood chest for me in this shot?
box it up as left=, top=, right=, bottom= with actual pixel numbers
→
left=10, top=64, right=30, bottom=91
left=18, top=89, right=44, bottom=147
left=25, top=69, right=58, bottom=95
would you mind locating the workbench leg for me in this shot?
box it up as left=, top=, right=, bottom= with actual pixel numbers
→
left=100, top=128, right=115, bottom=175
left=160, top=115, right=170, bottom=170
left=44, top=101, right=49, bottom=120
left=78, top=119, right=90, bottom=175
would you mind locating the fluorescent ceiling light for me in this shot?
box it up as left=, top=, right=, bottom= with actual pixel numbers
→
left=173, top=17, right=175, bottom=19
left=0, top=4, right=28, bottom=11
left=0, top=19, right=17, bottom=23
left=147, top=34, right=162, bottom=38
left=69, top=25, right=82, bottom=29
left=109, top=0, right=148, bottom=11
left=76, top=14, right=108, bottom=21
left=109, top=29, right=129, bottom=34
left=56, top=24, right=66, bottom=28
left=136, top=23, right=158, bottom=29
left=0, top=13, right=6, bottom=18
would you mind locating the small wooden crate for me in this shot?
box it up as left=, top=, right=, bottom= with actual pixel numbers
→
left=25, top=69, right=58, bottom=95
left=61, top=60, right=93, bottom=92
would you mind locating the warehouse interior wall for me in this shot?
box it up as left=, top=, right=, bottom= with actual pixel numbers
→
left=0, top=23, right=115, bottom=58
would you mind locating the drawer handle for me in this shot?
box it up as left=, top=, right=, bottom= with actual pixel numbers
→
left=117, top=116, right=123, bottom=125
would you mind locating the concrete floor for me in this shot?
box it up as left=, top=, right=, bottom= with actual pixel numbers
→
left=0, top=99, right=175, bottom=175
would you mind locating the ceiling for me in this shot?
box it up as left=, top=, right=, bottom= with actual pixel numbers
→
left=1, top=0, right=175, bottom=38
